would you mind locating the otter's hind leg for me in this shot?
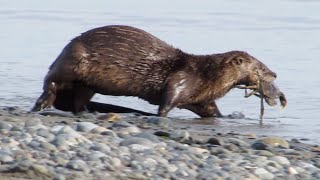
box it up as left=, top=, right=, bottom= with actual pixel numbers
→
left=54, top=85, right=95, bottom=114
left=181, top=100, right=222, bottom=118
left=32, top=82, right=57, bottom=111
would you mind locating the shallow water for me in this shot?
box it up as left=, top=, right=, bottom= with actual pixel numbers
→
left=1, top=0, right=320, bottom=144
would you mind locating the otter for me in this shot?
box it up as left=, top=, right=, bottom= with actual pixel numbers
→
left=32, top=25, right=277, bottom=117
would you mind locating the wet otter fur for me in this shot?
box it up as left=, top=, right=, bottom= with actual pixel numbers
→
left=32, top=25, right=277, bottom=117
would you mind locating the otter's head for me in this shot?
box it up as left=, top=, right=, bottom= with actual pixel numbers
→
left=225, top=51, right=277, bottom=87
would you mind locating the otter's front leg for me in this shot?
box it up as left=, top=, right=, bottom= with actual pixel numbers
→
left=31, top=82, right=57, bottom=111
left=158, top=73, right=190, bottom=117
left=181, top=100, right=222, bottom=118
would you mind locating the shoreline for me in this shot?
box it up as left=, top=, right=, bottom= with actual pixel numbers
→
left=0, top=107, right=319, bottom=179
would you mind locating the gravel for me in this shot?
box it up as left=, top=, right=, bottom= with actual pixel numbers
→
left=0, top=107, right=319, bottom=180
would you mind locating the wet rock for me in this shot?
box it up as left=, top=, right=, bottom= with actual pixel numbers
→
left=76, top=122, right=99, bottom=132
left=251, top=142, right=270, bottom=150
left=134, top=132, right=160, bottom=143
left=253, top=137, right=289, bottom=149
left=228, top=111, right=245, bottom=119
left=145, top=117, right=172, bottom=128
left=170, top=130, right=190, bottom=142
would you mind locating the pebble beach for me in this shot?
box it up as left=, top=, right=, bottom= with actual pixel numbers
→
left=0, top=107, right=319, bottom=180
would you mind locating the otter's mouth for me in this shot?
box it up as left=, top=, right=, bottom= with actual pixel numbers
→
left=236, top=79, right=287, bottom=121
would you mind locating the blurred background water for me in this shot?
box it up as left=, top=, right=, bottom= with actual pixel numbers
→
left=1, top=0, right=320, bottom=144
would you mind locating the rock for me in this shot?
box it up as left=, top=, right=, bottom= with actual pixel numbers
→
left=51, top=126, right=91, bottom=145
left=87, top=151, right=107, bottom=161
left=128, top=144, right=152, bottom=151
left=51, top=136, right=68, bottom=147
left=189, top=147, right=210, bottom=154
left=112, top=121, right=135, bottom=128
left=253, top=137, right=289, bottom=149
left=118, top=126, right=141, bottom=135
left=154, top=131, right=170, bottom=137
left=207, top=137, right=224, bottom=146
left=40, top=141, right=57, bottom=151
left=25, top=118, right=42, bottom=127
left=97, top=113, right=121, bottom=122
left=36, top=128, right=55, bottom=141
left=134, top=132, right=160, bottom=143
left=228, top=138, right=250, bottom=147
left=66, top=159, right=88, bottom=171
left=253, top=150, right=274, bottom=157
left=251, top=142, right=270, bottom=150
left=0, top=152, right=14, bottom=163
left=210, top=147, right=232, bottom=155
left=269, top=156, right=290, bottom=166
left=254, top=168, right=274, bottom=179
left=100, top=130, right=117, bottom=137
left=170, top=130, right=190, bottom=142
left=90, top=126, right=108, bottom=134
left=31, top=164, right=51, bottom=176
left=145, top=117, right=172, bottom=128
left=288, top=166, right=298, bottom=175
left=0, top=121, right=13, bottom=130
left=228, top=111, right=245, bottom=119
left=76, top=122, right=99, bottom=132
left=120, top=137, right=154, bottom=147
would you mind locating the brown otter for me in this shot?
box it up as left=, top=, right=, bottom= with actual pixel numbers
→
left=32, top=25, right=277, bottom=117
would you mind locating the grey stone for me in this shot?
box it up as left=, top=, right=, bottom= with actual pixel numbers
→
left=40, top=141, right=57, bottom=151
left=50, top=135, right=67, bottom=147
left=207, top=137, right=224, bottom=146
left=87, top=151, right=107, bottom=161
left=25, top=118, right=42, bottom=127
left=251, top=142, right=270, bottom=150
left=0, top=121, right=13, bottom=130
left=120, top=137, right=154, bottom=147
left=66, top=159, right=88, bottom=171
left=53, top=174, right=66, bottom=180
left=254, top=168, right=274, bottom=179
left=253, top=150, right=275, bottom=157
left=269, top=156, right=290, bottom=166
left=170, top=130, right=190, bottom=142
left=112, top=121, right=135, bottom=128
left=36, top=128, right=55, bottom=140
left=28, top=140, right=40, bottom=149
left=31, top=164, right=51, bottom=176
left=253, top=137, right=289, bottom=149
left=145, top=117, right=172, bottom=128
left=134, top=132, right=160, bottom=143
left=76, top=122, right=99, bottom=132
left=228, top=138, right=250, bottom=147
left=0, top=153, right=14, bottom=163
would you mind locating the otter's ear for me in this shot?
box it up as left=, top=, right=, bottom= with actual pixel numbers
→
left=227, top=57, right=247, bottom=66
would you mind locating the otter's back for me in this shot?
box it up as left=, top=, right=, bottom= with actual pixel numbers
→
left=52, top=25, right=181, bottom=100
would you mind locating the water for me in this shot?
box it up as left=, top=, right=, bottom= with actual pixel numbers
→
left=1, top=0, right=320, bottom=144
